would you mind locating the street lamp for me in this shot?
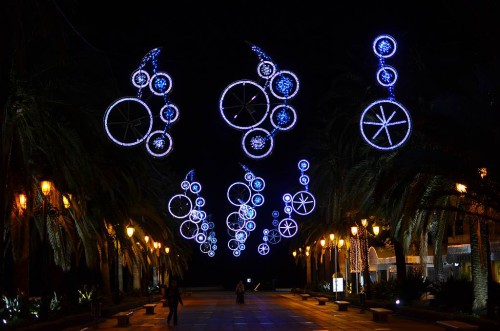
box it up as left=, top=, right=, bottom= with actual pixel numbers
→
left=351, top=225, right=359, bottom=294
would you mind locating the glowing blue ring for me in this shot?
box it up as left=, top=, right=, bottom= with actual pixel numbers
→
left=228, top=239, right=239, bottom=250
left=181, top=180, right=190, bottom=190
left=245, top=220, right=256, bottom=231
left=238, top=243, right=246, bottom=250
left=190, top=182, right=202, bottom=194
left=131, top=69, right=150, bottom=88
left=263, top=235, right=268, bottom=242
left=272, top=219, right=279, bottom=227
left=292, top=190, right=316, bottom=215
left=251, top=193, right=264, bottom=207
left=267, top=229, right=282, bottom=244
left=360, top=99, right=412, bottom=150
left=208, top=250, right=215, bottom=257
left=227, top=182, right=251, bottom=206
left=195, top=232, right=207, bottom=244
left=233, top=249, right=241, bottom=257
left=219, top=80, right=270, bottom=130
left=149, top=72, right=173, bottom=96
left=189, top=209, right=203, bottom=223
left=242, top=128, right=274, bottom=159
left=298, top=159, right=310, bottom=171
left=201, top=222, right=209, bottom=231
left=373, top=35, right=397, bottom=58
left=179, top=220, right=199, bottom=239
left=244, top=172, right=255, bottom=181
left=104, top=97, right=153, bottom=147
left=258, top=243, right=270, bottom=255
left=195, top=197, right=205, bottom=207
left=239, top=204, right=256, bottom=220
left=270, top=105, right=297, bottom=131
left=284, top=205, right=293, bottom=215
left=168, top=194, right=193, bottom=219
left=278, top=218, right=298, bottom=238
left=376, top=66, right=398, bottom=87
left=270, top=70, right=300, bottom=100
left=299, top=174, right=310, bottom=186
left=235, top=230, right=248, bottom=242
left=257, top=60, right=276, bottom=79
left=283, top=193, right=292, bottom=203
left=263, top=229, right=270, bottom=235
left=160, top=104, right=179, bottom=123
left=200, top=242, right=211, bottom=253
left=272, top=210, right=279, bottom=218
left=145, top=130, right=173, bottom=158
left=250, top=177, right=266, bottom=192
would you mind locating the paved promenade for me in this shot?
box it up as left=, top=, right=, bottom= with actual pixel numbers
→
left=66, top=291, right=447, bottom=330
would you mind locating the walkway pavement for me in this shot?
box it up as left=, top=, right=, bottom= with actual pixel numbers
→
left=65, top=291, right=447, bottom=330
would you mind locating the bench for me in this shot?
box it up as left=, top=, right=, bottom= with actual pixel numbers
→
left=112, top=311, right=134, bottom=326
left=300, top=294, right=311, bottom=300
left=436, top=320, right=479, bottom=330
left=143, top=303, right=157, bottom=314
left=369, top=308, right=393, bottom=322
left=316, top=297, right=329, bottom=305
left=334, top=300, right=350, bottom=311
left=161, top=299, right=168, bottom=307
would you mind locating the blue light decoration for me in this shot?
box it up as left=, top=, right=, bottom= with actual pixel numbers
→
left=167, top=170, right=217, bottom=257
left=226, top=164, right=266, bottom=257
left=219, top=43, right=300, bottom=159
left=360, top=35, right=412, bottom=151
left=104, top=48, right=180, bottom=158
left=257, top=159, right=316, bottom=255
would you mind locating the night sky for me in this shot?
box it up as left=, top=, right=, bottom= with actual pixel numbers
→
left=54, top=0, right=499, bottom=288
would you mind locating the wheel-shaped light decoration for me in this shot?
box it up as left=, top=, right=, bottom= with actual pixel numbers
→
left=219, top=44, right=300, bottom=159
left=145, top=130, right=173, bottom=158
left=242, top=128, right=274, bottom=159
left=227, top=182, right=251, bottom=206
left=103, top=48, right=180, bottom=158
left=219, top=80, right=270, bottom=130
left=360, top=99, right=412, bottom=150
left=168, top=194, right=193, bottom=219
left=104, top=97, right=153, bottom=147
left=292, top=191, right=316, bottom=216
left=168, top=170, right=217, bottom=256
left=226, top=164, right=265, bottom=256
left=258, top=243, right=270, bottom=255
left=361, top=34, right=411, bottom=151
left=267, top=229, right=282, bottom=244
left=278, top=218, right=298, bottom=238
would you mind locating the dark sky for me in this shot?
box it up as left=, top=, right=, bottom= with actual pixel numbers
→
left=58, top=0, right=499, bottom=287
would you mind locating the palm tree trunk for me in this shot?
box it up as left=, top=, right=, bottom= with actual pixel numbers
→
left=100, top=241, right=112, bottom=301
left=133, top=262, right=141, bottom=290
left=394, top=239, right=407, bottom=280
left=434, top=210, right=447, bottom=281
left=470, top=217, right=487, bottom=314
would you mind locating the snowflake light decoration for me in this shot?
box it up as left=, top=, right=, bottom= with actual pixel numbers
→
left=167, top=170, right=217, bottom=257
left=219, top=43, right=299, bottom=159
left=360, top=35, right=412, bottom=151
left=226, top=164, right=266, bottom=257
left=104, top=48, right=180, bottom=158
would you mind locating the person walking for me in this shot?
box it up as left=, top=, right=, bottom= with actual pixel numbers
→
left=166, top=280, right=183, bottom=326
left=235, top=280, right=245, bottom=304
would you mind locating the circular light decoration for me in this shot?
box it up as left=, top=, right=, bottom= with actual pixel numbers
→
left=278, top=218, right=298, bottom=238
left=226, top=164, right=266, bottom=257
left=241, top=128, right=274, bottom=159
left=361, top=34, right=412, bottom=151
left=292, top=191, right=316, bottom=215
left=258, top=243, right=270, bottom=255
left=104, top=97, right=153, bottom=147
left=167, top=170, right=218, bottom=257
left=103, top=48, right=180, bottom=158
left=360, top=99, right=412, bottom=150
left=219, top=43, right=300, bottom=159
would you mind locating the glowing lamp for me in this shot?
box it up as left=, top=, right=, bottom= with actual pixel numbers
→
left=63, top=195, right=71, bottom=209
left=144, top=235, right=150, bottom=243
left=351, top=226, right=358, bottom=236
left=478, top=167, right=487, bottom=179
left=157, top=242, right=162, bottom=249
left=320, top=239, right=326, bottom=247
left=455, top=183, right=467, bottom=194
left=361, top=218, right=368, bottom=227
left=373, top=225, right=380, bottom=236
left=329, top=233, right=334, bottom=241
left=19, top=194, right=27, bottom=210
left=338, top=239, right=345, bottom=247
left=165, top=247, right=170, bottom=254
left=292, top=251, right=297, bottom=257
left=306, top=245, right=310, bottom=252
left=41, top=181, right=52, bottom=196
left=305, top=251, right=310, bottom=257
left=126, top=225, right=135, bottom=237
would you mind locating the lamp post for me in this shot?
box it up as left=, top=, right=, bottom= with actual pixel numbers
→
left=351, top=225, right=359, bottom=295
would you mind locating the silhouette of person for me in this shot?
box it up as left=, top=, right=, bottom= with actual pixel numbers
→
left=235, top=280, right=245, bottom=304
left=166, top=280, right=183, bottom=326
